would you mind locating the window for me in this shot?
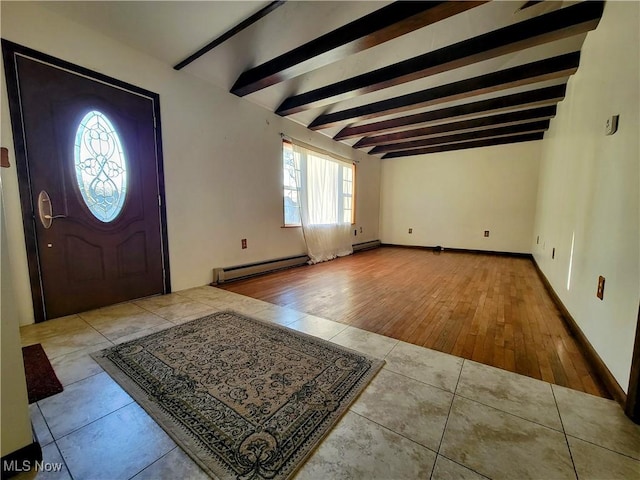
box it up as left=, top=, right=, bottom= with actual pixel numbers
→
left=283, top=142, right=301, bottom=226
left=340, top=164, right=354, bottom=224
left=282, top=141, right=355, bottom=227
left=74, top=110, right=127, bottom=222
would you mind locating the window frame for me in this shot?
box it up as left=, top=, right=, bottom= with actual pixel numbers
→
left=281, top=140, right=356, bottom=228
left=282, top=141, right=303, bottom=227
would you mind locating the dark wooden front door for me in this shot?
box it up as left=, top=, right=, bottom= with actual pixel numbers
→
left=3, top=42, right=170, bottom=321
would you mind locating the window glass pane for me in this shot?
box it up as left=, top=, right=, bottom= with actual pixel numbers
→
left=284, top=186, right=300, bottom=225
left=285, top=205, right=301, bottom=225
left=283, top=146, right=298, bottom=188
left=287, top=189, right=298, bottom=203
left=283, top=142, right=301, bottom=225
left=74, top=110, right=127, bottom=222
left=341, top=164, right=354, bottom=224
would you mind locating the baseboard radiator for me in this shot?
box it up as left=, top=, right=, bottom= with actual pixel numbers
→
left=352, top=239, right=381, bottom=252
left=213, top=240, right=381, bottom=284
left=213, top=255, right=309, bottom=284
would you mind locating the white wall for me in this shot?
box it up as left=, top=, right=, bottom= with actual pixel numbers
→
left=532, top=1, right=639, bottom=392
left=380, top=141, right=541, bottom=253
left=0, top=2, right=380, bottom=326
left=0, top=171, right=33, bottom=456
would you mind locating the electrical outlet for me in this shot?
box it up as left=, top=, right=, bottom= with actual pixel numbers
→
left=241, top=239, right=247, bottom=249
left=408, top=228, right=413, bottom=234
left=484, top=230, right=490, bottom=237
left=597, top=276, right=605, bottom=300
left=605, top=115, right=619, bottom=135
left=0, top=147, right=9, bottom=168
left=354, top=229, right=357, bottom=236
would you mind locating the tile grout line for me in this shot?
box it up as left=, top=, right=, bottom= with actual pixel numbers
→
left=77, top=313, right=120, bottom=345
left=138, top=301, right=218, bottom=324
left=35, top=397, right=75, bottom=479
left=436, top=453, right=492, bottom=480
left=429, top=358, right=466, bottom=480
left=133, top=301, right=177, bottom=319
left=57, top=367, right=105, bottom=389
left=382, top=341, right=400, bottom=358
left=382, top=341, right=401, bottom=360
left=381, top=366, right=457, bottom=395
left=563, top=433, right=640, bottom=463
left=49, top=398, right=135, bottom=444
left=551, top=385, right=580, bottom=480
left=80, top=300, right=188, bottom=340
left=453, top=391, right=565, bottom=433
left=379, top=355, right=590, bottom=435
left=25, top=317, right=112, bottom=361
left=44, top=339, right=113, bottom=362
left=51, top=440, right=75, bottom=480
left=125, top=446, right=179, bottom=480
left=348, top=410, right=439, bottom=455
left=34, top=402, right=55, bottom=448
left=327, top=325, right=348, bottom=341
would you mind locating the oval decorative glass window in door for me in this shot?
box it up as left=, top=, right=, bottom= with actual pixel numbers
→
left=74, top=110, right=127, bottom=222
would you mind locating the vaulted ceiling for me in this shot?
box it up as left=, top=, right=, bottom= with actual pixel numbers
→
left=42, top=1, right=604, bottom=158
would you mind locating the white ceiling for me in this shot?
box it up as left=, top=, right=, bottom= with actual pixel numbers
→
left=39, top=1, right=590, bottom=154
left=37, top=1, right=268, bottom=66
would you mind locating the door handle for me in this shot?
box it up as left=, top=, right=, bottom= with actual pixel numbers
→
left=37, top=190, right=66, bottom=229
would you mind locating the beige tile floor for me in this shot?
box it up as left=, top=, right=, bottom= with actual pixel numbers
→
left=17, top=286, right=640, bottom=480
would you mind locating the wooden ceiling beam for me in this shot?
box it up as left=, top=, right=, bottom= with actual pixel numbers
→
left=277, top=1, right=603, bottom=115
left=370, top=120, right=550, bottom=154
left=520, top=1, right=545, bottom=11
left=309, top=51, right=580, bottom=130
left=334, top=84, right=566, bottom=140
left=231, top=1, right=486, bottom=96
left=355, top=105, right=556, bottom=148
left=174, top=1, right=285, bottom=70
left=381, top=133, right=545, bottom=158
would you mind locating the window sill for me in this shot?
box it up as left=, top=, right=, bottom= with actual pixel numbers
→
left=281, top=223, right=357, bottom=228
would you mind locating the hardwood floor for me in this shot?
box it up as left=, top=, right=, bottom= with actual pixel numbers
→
left=220, top=247, right=609, bottom=398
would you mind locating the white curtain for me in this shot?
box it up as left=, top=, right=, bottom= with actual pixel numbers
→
left=291, top=142, right=353, bottom=264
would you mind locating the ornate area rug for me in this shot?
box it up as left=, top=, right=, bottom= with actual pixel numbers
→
left=92, top=310, right=383, bottom=479
left=22, top=343, right=64, bottom=403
